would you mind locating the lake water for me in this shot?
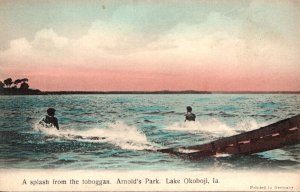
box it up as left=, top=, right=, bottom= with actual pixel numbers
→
left=0, top=94, right=299, bottom=170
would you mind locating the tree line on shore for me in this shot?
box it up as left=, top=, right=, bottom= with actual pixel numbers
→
left=0, top=78, right=42, bottom=95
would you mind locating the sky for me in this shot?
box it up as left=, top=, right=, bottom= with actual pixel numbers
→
left=0, top=0, right=299, bottom=91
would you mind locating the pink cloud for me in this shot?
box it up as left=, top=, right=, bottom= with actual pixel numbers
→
left=1, top=15, right=299, bottom=91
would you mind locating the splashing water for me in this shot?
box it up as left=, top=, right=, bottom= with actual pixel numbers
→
left=34, top=121, right=155, bottom=151
left=235, top=118, right=269, bottom=132
left=101, top=121, right=156, bottom=151
left=165, top=118, right=237, bottom=137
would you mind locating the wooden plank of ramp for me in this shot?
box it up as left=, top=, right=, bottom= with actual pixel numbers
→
left=158, top=115, right=300, bottom=160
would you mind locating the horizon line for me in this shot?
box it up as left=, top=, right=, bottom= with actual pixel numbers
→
left=43, top=90, right=300, bottom=94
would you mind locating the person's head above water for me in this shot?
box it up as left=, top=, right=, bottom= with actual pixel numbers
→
left=186, top=106, right=192, bottom=112
left=47, top=108, right=56, bottom=117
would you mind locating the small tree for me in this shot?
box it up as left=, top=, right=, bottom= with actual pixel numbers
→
left=14, top=79, right=22, bottom=88
left=0, top=81, right=4, bottom=88
left=20, top=82, right=29, bottom=91
left=3, top=78, right=13, bottom=88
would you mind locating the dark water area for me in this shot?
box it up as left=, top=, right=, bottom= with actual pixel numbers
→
left=0, top=94, right=299, bottom=170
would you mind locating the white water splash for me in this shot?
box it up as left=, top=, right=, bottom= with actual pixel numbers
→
left=235, top=118, right=269, bottom=132
left=34, top=121, right=155, bottom=151
left=165, top=117, right=271, bottom=138
left=101, top=121, right=155, bottom=151
left=165, top=118, right=237, bottom=137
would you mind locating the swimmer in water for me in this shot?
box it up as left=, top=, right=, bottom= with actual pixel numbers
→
left=39, top=108, right=59, bottom=130
left=185, top=106, right=196, bottom=122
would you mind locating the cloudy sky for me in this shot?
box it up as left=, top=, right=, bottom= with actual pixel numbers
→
left=0, top=0, right=299, bottom=91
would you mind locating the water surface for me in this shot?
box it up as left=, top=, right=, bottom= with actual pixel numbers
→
left=0, top=94, right=299, bottom=170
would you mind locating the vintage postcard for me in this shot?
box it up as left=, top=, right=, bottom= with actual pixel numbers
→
left=0, top=0, right=299, bottom=191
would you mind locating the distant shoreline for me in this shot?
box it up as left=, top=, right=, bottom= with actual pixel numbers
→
left=2, top=90, right=300, bottom=95
left=44, top=91, right=300, bottom=95
left=44, top=91, right=213, bottom=94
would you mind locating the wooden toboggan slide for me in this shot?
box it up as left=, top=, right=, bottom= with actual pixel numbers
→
left=158, top=115, right=300, bottom=159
